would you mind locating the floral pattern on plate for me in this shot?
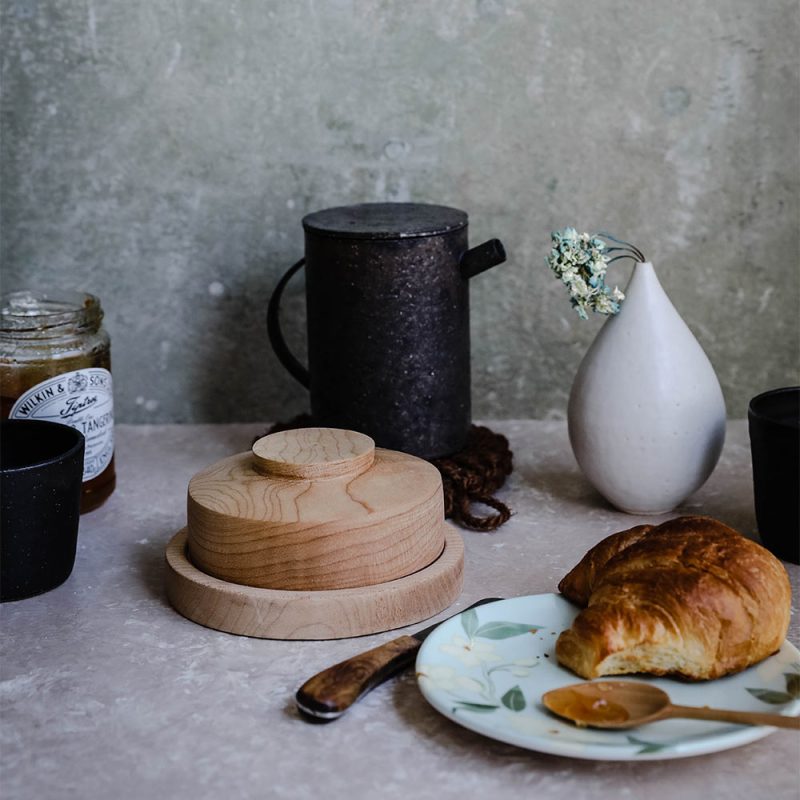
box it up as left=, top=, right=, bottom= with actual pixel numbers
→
left=416, top=594, right=800, bottom=761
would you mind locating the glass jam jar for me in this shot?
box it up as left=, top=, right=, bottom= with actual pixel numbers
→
left=0, top=290, right=116, bottom=512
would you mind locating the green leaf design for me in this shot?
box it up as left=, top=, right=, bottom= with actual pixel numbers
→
left=501, top=685, right=526, bottom=712
left=452, top=702, right=499, bottom=715
left=785, top=673, right=800, bottom=699
left=461, top=608, right=479, bottom=639
left=747, top=688, right=793, bottom=704
left=626, top=735, right=667, bottom=755
left=474, top=621, right=540, bottom=640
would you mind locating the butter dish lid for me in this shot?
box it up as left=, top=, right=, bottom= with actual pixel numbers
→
left=185, top=427, right=447, bottom=591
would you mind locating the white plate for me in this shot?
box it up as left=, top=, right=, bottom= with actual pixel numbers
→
left=416, top=594, right=800, bottom=760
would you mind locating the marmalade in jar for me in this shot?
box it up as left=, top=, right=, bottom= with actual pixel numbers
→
left=0, top=291, right=116, bottom=512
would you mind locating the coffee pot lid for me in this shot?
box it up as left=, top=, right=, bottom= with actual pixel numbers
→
left=302, top=202, right=467, bottom=240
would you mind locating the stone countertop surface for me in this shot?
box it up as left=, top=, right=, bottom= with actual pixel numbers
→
left=1, top=421, right=798, bottom=800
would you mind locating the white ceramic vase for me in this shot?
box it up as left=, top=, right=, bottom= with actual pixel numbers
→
left=567, top=261, right=726, bottom=514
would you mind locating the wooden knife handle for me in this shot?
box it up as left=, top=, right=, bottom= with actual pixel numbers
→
left=295, top=635, right=420, bottom=721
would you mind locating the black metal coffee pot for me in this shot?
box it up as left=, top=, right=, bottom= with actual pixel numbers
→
left=267, top=202, right=506, bottom=458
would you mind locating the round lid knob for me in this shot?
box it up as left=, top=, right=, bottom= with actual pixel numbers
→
left=252, top=427, right=375, bottom=479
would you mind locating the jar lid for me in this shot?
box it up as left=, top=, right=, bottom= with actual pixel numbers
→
left=302, top=202, right=467, bottom=240
left=186, top=427, right=446, bottom=591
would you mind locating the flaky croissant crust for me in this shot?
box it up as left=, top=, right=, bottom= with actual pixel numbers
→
left=555, top=516, right=792, bottom=681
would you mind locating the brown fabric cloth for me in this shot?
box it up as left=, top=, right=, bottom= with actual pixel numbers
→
left=260, top=416, right=513, bottom=531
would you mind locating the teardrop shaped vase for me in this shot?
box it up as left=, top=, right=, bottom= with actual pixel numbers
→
left=567, top=262, right=726, bottom=514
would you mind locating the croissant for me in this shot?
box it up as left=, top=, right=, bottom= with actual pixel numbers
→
left=555, top=516, right=791, bottom=681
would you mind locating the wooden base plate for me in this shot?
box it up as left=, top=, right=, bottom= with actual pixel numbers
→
left=164, top=525, right=464, bottom=640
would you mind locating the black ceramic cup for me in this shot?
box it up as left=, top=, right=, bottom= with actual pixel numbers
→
left=1, top=419, right=85, bottom=601
left=748, top=386, right=799, bottom=564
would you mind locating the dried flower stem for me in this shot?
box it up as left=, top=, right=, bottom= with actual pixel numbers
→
left=546, top=228, right=644, bottom=319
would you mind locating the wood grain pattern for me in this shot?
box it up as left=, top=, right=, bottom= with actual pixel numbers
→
left=164, top=525, right=464, bottom=640
left=252, top=428, right=374, bottom=479
left=187, top=429, right=446, bottom=591
left=660, top=704, right=800, bottom=729
left=295, top=635, right=420, bottom=720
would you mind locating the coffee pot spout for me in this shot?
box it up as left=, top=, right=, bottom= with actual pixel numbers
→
left=460, top=238, right=507, bottom=279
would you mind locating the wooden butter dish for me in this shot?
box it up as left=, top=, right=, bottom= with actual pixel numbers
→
left=186, top=428, right=446, bottom=591
left=165, top=525, right=463, bottom=640
left=164, top=428, right=464, bottom=639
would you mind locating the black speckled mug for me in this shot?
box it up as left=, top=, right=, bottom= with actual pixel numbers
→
left=1, top=419, right=85, bottom=601
left=748, top=387, right=799, bottom=564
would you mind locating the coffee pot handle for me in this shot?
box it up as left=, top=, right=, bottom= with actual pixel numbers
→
left=460, top=238, right=507, bottom=279
left=267, top=257, right=311, bottom=388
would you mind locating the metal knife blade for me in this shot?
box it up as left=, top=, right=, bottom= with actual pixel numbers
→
left=295, top=597, right=503, bottom=721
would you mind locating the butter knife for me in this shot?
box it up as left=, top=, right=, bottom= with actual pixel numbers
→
left=295, top=597, right=502, bottom=721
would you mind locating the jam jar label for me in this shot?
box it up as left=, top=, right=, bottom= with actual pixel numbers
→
left=9, top=368, right=114, bottom=482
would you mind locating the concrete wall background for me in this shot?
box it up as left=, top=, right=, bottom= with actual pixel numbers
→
left=2, top=0, right=798, bottom=424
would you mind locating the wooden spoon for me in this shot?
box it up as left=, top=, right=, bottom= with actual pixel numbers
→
left=542, top=681, right=800, bottom=730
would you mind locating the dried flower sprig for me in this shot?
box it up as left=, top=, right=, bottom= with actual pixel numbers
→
left=546, top=228, right=645, bottom=319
